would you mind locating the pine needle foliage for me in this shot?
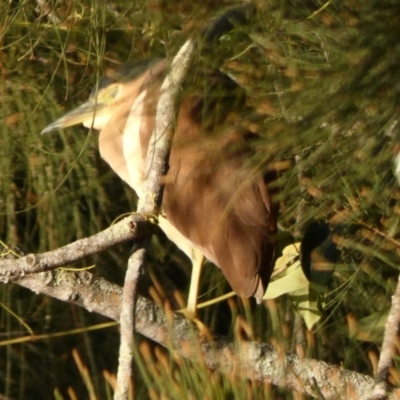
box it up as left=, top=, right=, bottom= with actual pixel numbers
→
left=1, top=0, right=400, bottom=398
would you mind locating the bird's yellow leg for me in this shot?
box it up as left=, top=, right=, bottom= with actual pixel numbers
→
left=195, top=291, right=236, bottom=309
left=185, top=249, right=205, bottom=319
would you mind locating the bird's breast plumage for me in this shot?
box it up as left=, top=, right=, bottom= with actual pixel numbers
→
left=122, top=90, right=147, bottom=197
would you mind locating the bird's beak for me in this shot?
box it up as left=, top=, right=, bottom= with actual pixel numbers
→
left=41, top=100, right=107, bottom=134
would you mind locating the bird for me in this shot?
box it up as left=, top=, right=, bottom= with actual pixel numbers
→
left=42, top=58, right=279, bottom=316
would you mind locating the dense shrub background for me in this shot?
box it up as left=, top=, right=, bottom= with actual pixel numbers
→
left=1, top=1, right=400, bottom=398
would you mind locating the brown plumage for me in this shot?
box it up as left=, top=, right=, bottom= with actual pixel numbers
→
left=42, top=58, right=278, bottom=308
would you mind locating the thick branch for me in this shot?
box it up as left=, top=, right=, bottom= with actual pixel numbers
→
left=4, top=270, right=387, bottom=400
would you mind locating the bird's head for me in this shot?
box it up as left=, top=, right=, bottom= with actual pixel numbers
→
left=41, top=81, right=120, bottom=134
left=41, top=59, right=159, bottom=134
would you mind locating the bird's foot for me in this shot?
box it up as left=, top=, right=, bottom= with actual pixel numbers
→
left=137, top=211, right=159, bottom=225
left=179, top=308, right=212, bottom=339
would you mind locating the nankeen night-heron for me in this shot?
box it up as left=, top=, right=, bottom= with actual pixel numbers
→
left=42, top=58, right=279, bottom=316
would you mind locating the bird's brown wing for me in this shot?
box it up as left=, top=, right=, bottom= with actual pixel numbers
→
left=140, top=64, right=278, bottom=301
left=164, top=122, right=277, bottom=300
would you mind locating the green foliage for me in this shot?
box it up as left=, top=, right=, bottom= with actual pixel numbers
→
left=1, top=0, right=400, bottom=398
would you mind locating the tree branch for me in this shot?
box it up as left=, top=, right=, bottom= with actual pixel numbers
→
left=0, top=215, right=146, bottom=277
left=4, top=269, right=391, bottom=400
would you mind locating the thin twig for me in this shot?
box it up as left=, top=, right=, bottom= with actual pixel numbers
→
left=115, top=249, right=146, bottom=400
left=370, top=273, right=400, bottom=399
left=356, top=219, right=400, bottom=249
left=0, top=215, right=145, bottom=276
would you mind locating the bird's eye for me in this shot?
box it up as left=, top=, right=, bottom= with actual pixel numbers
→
left=90, top=84, right=119, bottom=103
left=102, top=85, right=119, bottom=101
